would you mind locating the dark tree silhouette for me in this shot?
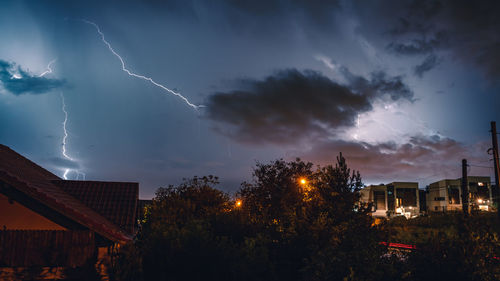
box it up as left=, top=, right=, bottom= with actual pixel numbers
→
left=110, top=154, right=466, bottom=281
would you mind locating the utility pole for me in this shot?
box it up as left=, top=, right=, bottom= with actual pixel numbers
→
left=490, top=121, right=500, bottom=219
left=461, top=159, right=469, bottom=216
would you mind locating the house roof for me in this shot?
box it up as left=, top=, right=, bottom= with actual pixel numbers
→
left=0, top=144, right=133, bottom=243
left=53, top=180, right=138, bottom=234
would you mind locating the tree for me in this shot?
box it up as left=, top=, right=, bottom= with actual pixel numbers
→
left=238, top=153, right=385, bottom=280
left=137, top=176, right=242, bottom=281
left=113, top=155, right=387, bottom=280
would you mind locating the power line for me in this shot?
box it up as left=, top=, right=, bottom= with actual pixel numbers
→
left=468, top=164, right=494, bottom=169
left=473, top=159, right=493, bottom=163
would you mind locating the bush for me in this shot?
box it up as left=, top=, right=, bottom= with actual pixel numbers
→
left=110, top=156, right=500, bottom=280
left=112, top=155, right=387, bottom=280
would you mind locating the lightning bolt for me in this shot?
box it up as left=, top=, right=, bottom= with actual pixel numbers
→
left=61, top=93, right=71, bottom=159
left=60, top=92, right=86, bottom=180
left=39, top=59, right=57, bottom=77
left=81, top=20, right=203, bottom=110
left=61, top=92, right=72, bottom=179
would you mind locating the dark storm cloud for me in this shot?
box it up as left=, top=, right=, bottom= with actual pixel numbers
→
left=223, top=0, right=340, bottom=14
left=358, top=0, right=500, bottom=79
left=165, top=158, right=225, bottom=170
left=222, top=0, right=341, bottom=26
left=414, top=54, right=440, bottom=77
left=0, top=60, right=65, bottom=95
left=386, top=1, right=444, bottom=36
left=386, top=34, right=447, bottom=56
left=301, top=135, right=486, bottom=183
left=339, top=67, right=414, bottom=102
left=206, top=68, right=413, bottom=144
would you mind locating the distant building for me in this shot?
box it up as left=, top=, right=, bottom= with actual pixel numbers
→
left=419, top=189, right=427, bottom=214
left=427, top=176, right=492, bottom=212
left=360, top=182, right=420, bottom=218
left=0, top=144, right=146, bottom=279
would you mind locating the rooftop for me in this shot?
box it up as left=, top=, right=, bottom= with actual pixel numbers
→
left=0, top=144, right=137, bottom=242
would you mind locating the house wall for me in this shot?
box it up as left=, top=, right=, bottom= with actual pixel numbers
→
left=427, top=177, right=492, bottom=212
left=0, top=193, right=65, bottom=230
left=372, top=185, right=388, bottom=211
left=361, top=183, right=419, bottom=218
left=427, top=180, right=452, bottom=212
left=446, top=180, right=463, bottom=211
left=360, top=185, right=388, bottom=217
left=391, top=182, right=419, bottom=211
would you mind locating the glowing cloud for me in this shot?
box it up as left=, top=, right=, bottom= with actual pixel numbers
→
left=0, top=59, right=65, bottom=95
left=39, top=59, right=57, bottom=77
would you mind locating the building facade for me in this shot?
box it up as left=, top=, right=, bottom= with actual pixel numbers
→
left=427, top=176, right=492, bottom=212
left=360, top=182, right=420, bottom=218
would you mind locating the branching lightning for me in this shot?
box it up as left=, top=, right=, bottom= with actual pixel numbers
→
left=82, top=20, right=203, bottom=110
left=34, top=60, right=85, bottom=180
left=60, top=92, right=85, bottom=180
left=39, top=59, right=57, bottom=77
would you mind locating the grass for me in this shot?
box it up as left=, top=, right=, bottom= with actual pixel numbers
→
left=384, top=212, right=500, bottom=244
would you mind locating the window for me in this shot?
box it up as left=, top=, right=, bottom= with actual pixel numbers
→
left=374, top=191, right=386, bottom=210
left=477, top=184, right=489, bottom=199
left=469, top=182, right=489, bottom=202
left=448, top=187, right=460, bottom=204
left=434, top=197, right=445, bottom=201
left=396, top=188, right=417, bottom=207
left=387, top=185, right=395, bottom=210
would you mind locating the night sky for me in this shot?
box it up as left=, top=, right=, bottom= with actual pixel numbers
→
left=2, top=0, right=500, bottom=198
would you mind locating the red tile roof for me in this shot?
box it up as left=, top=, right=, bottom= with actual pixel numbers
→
left=52, top=180, right=138, bottom=235
left=0, top=144, right=133, bottom=243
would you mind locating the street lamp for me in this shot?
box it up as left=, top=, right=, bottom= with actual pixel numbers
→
left=235, top=199, right=242, bottom=208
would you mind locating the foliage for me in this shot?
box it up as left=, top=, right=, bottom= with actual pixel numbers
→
left=112, top=155, right=388, bottom=280
left=386, top=213, right=500, bottom=281
left=110, top=155, right=500, bottom=281
left=237, top=154, right=385, bottom=280
left=107, top=242, right=143, bottom=281
left=135, top=175, right=248, bottom=280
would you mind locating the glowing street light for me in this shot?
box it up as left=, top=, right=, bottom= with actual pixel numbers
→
left=298, top=177, right=312, bottom=201
left=235, top=199, right=242, bottom=208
